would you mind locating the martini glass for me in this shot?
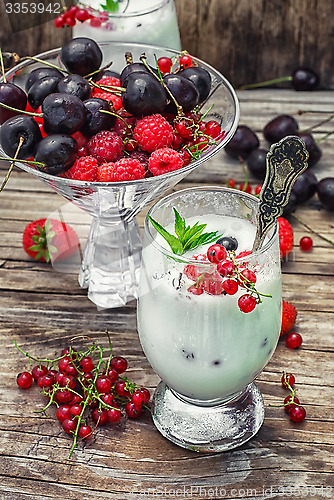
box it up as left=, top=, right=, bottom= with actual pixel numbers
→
left=0, top=42, right=239, bottom=309
left=137, top=187, right=282, bottom=451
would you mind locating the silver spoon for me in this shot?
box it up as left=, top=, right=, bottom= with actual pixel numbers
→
left=252, top=135, right=309, bottom=252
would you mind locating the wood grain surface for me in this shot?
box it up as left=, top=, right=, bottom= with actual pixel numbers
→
left=0, top=89, right=334, bottom=499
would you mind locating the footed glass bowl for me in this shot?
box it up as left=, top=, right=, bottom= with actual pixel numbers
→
left=0, top=41, right=239, bottom=309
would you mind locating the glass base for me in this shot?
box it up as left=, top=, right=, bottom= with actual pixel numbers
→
left=152, top=381, right=265, bottom=452
left=78, top=216, right=142, bottom=309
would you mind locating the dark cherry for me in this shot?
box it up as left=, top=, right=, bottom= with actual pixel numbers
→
left=283, top=169, right=318, bottom=215
left=224, top=125, right=259, bottom=159
left=120, top=62, right=156, bottom=86
left=0, top=115, right=42, bottom=158
left=122, top=72, right=167, bottom=116
left=34, top=134, right=78, bottom=175
left=298, top=132, right=322, bottom=167
left=317, top=178, right=334, bottom=211
left=0, top=82, right=27, bottom=124
left=246, top=148, right=268, bottom=180
left=42, top=93, right=87, bottom=135
left=216, top=236, right=238, bottom=251
left=93, top=69, right=121, bottom=81
left=179, top=66, right=211, bottom=102
left=263, top=114, right=299, bottom=144
left=82, top=98, right=116, bottom=136
left=27, top=76, right=60, bottom=110
left=163, top=74, right=200, bottom=114
left=25, top=66, right=64, bottom=92
left=60, top=37, right=102, bottom=77
left=57, top=74, right=91, bottom=101
left=292, top=67, right=319, bottom=91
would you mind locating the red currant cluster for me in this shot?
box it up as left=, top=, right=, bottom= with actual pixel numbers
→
left=15, top=336, right=150, bottom=457
left=54, top=5, right=93, bottom=28
left=271, top=372, right=306, bottom=423
left=185, top=244, right=271, bottom=313
left=227, top=177, right=262, bottom=197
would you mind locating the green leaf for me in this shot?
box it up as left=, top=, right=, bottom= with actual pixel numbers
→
left=173, top=208, right=186, bottom=241
left=148, top=215, right=184, bottom=255
left=100, top=0, right=120, bottom=12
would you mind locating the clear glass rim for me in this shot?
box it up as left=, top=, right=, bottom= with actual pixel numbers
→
left=0, top=41, right=239, bottom=189
left=79, top=0, right=172, bottom=17
left=144, top=186, right=278, bottom=264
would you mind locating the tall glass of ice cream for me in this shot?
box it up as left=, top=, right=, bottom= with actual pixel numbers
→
left=73, top=0, right=181, bottom=50
left=137, top=186, right=282, bottom=452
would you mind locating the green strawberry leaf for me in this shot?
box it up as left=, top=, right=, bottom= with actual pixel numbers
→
left=148, top=208, right=222, bottom=256
left=100, top=0, right=120, bottom=12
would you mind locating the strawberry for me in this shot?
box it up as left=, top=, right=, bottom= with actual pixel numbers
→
left=23, top=219, right=80, bottom=262
left=278, top=217, right=294, bottom=258
left=280, top=300, right=297, bottom=336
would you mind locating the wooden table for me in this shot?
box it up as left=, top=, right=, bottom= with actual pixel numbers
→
left=1, top=90, right=333, bottom=500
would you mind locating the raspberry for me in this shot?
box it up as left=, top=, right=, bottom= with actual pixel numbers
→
left=97, top=158, right=146, bottom=182
left=148, top=147, right=184, bottom=176
left=134, top=114, right=174, bottom=153
left=64, top=156, right=98, bottom=181
left=278, top=217, right=294, bottom=258
left=95, top=76, right=121, bottom=89
left=88, top=130, right=123, bottom=163
left=280, top=300, right=297, bottom=337
left=93, top=91, right=123, bottom=111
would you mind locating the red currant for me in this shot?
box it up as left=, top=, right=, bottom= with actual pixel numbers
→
left=78, top=424, right=92, bottom=439
left=70, top=403, right=83, bottom=418
left=217, top=259, right=235, bottom=276
left=95, top=376, right=112, bottom=394
left=54, top=15, right=65, bottom=28
left=139, top=388, right=150, bottom=404
left=91, top=408, right=108, bottom=426
left=281, top=372, right=295, bottom=388
left=222, top=279, right=239, bottom=295
left=285, top=332, right=303, bottom=349
left=131, top=390, right=145, bottom=406
left=207, top=244, right=227, bottom=264
left=157, top=56, right=173, bottom=74
left=80, top=356, right=95, bottom=372
left=227, top=178, right=236, bottom=188
left=55, top=389, right=73, bottom=404
left=100, top=393, right=117, bottom=406
left=289, top=405, right=306, bottom=423
left=205, top=120, right=221, bottom=138
left=17, top=372, right=33, bottom=389
left=239, top=182, right=252, bottom=193
left=187, top=283, right=204, bottom=295
left=255, top=185, right=262, bottom=195
left=115, top=380, right=131, bottom=397
left=58, top=355, right=71, bottom=372
left=125, top=402, right=142, bottom=419
left=299, top=236, right=313, bottom=252
left=56, top=404, right=72, bottom=423
left=105, top=368, right=119, bottom=384
left=31, top=365, right=48, bottom=381
left=109, top=356, right=128, bottom=374
left=75, top=8, right=90, bottom=22
left=239, top=268, right=257, bottom=285
left=238, top=294, right=257, bottom=313
left=106, top=406, right=121, bottom=423
left=284, top=394, right=300, bottom=413
left=37, top=373, right=54, bottom=389
left=175, top=120, right=193, bottom=139
left=62, top=417, right=77, bottom=434
left=60, top=374, right=76, bottom=390
left=179, top=54, right=193, bottom=68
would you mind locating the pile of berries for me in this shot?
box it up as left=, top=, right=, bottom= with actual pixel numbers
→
left=15, top=336, right=150, bottom=457
left=271, top=372, right=306, bottom=423
left=0, top=37, right=225, bottom=184
left=184, top=241, right=271, bottom=313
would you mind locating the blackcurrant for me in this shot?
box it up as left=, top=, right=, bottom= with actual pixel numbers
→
left=42, top=93, right=87, bottom=135
left=179, top=66, right=211, bottom=102
left=163, top=73, right=200, bottom=113
left=0, top=115, right=42, bottom=158
left=34, top=134, right=78, bottom=175
left=263, top=114, right=299, bottom=144
left=0, top=82, right=27, bottom=124
left=122, top=72, right=167, bottom=116
left=25, top=66, right=64, bottom=92
left=224, top=125, right=259, bottom=159
left=60, top=37, right=102, bottom=77
left=216, top=236, right=238, bottom=251
left=57, top=74, right=91, bottom=101
left=27, top=76, right=61, bottom=110
left=82, top=98, right=116, bottom=136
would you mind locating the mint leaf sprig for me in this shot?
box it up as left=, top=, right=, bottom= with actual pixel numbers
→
left=148, top=208, right=221, bottom=256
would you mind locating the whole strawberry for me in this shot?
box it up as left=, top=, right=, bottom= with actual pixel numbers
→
left=23, top=219, right=79, bottom=262
left=280, top=300, right=297, bottom=337
left=278, top=217, right=294, bottom=258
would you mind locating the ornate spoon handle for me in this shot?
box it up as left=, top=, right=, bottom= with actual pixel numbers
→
left=252, top=135, right=309, bottom=252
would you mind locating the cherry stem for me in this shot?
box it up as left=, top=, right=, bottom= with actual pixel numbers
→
left=0, top=101, right=43, bottom=117
left=298, top=109, right=334, bottom=115
left=317, top=129, right=334, bottom=143
left=238, top=76, right=293, bottom=90
left=0, top=48, right=7, bottom=83
left=84, top=60, right=113, bottom=79
left=291, top=213, right=334, bottom=247
left=0, top=136, right=25, bottom=192
left=301, top=114, right=334, bottom=134
left=90, top=80, right=125, bottom=94
left=20, top=56, right=70, bottom=74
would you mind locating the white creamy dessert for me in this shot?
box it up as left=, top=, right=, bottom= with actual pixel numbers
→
left=137, top=214, right=281, bottom=402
